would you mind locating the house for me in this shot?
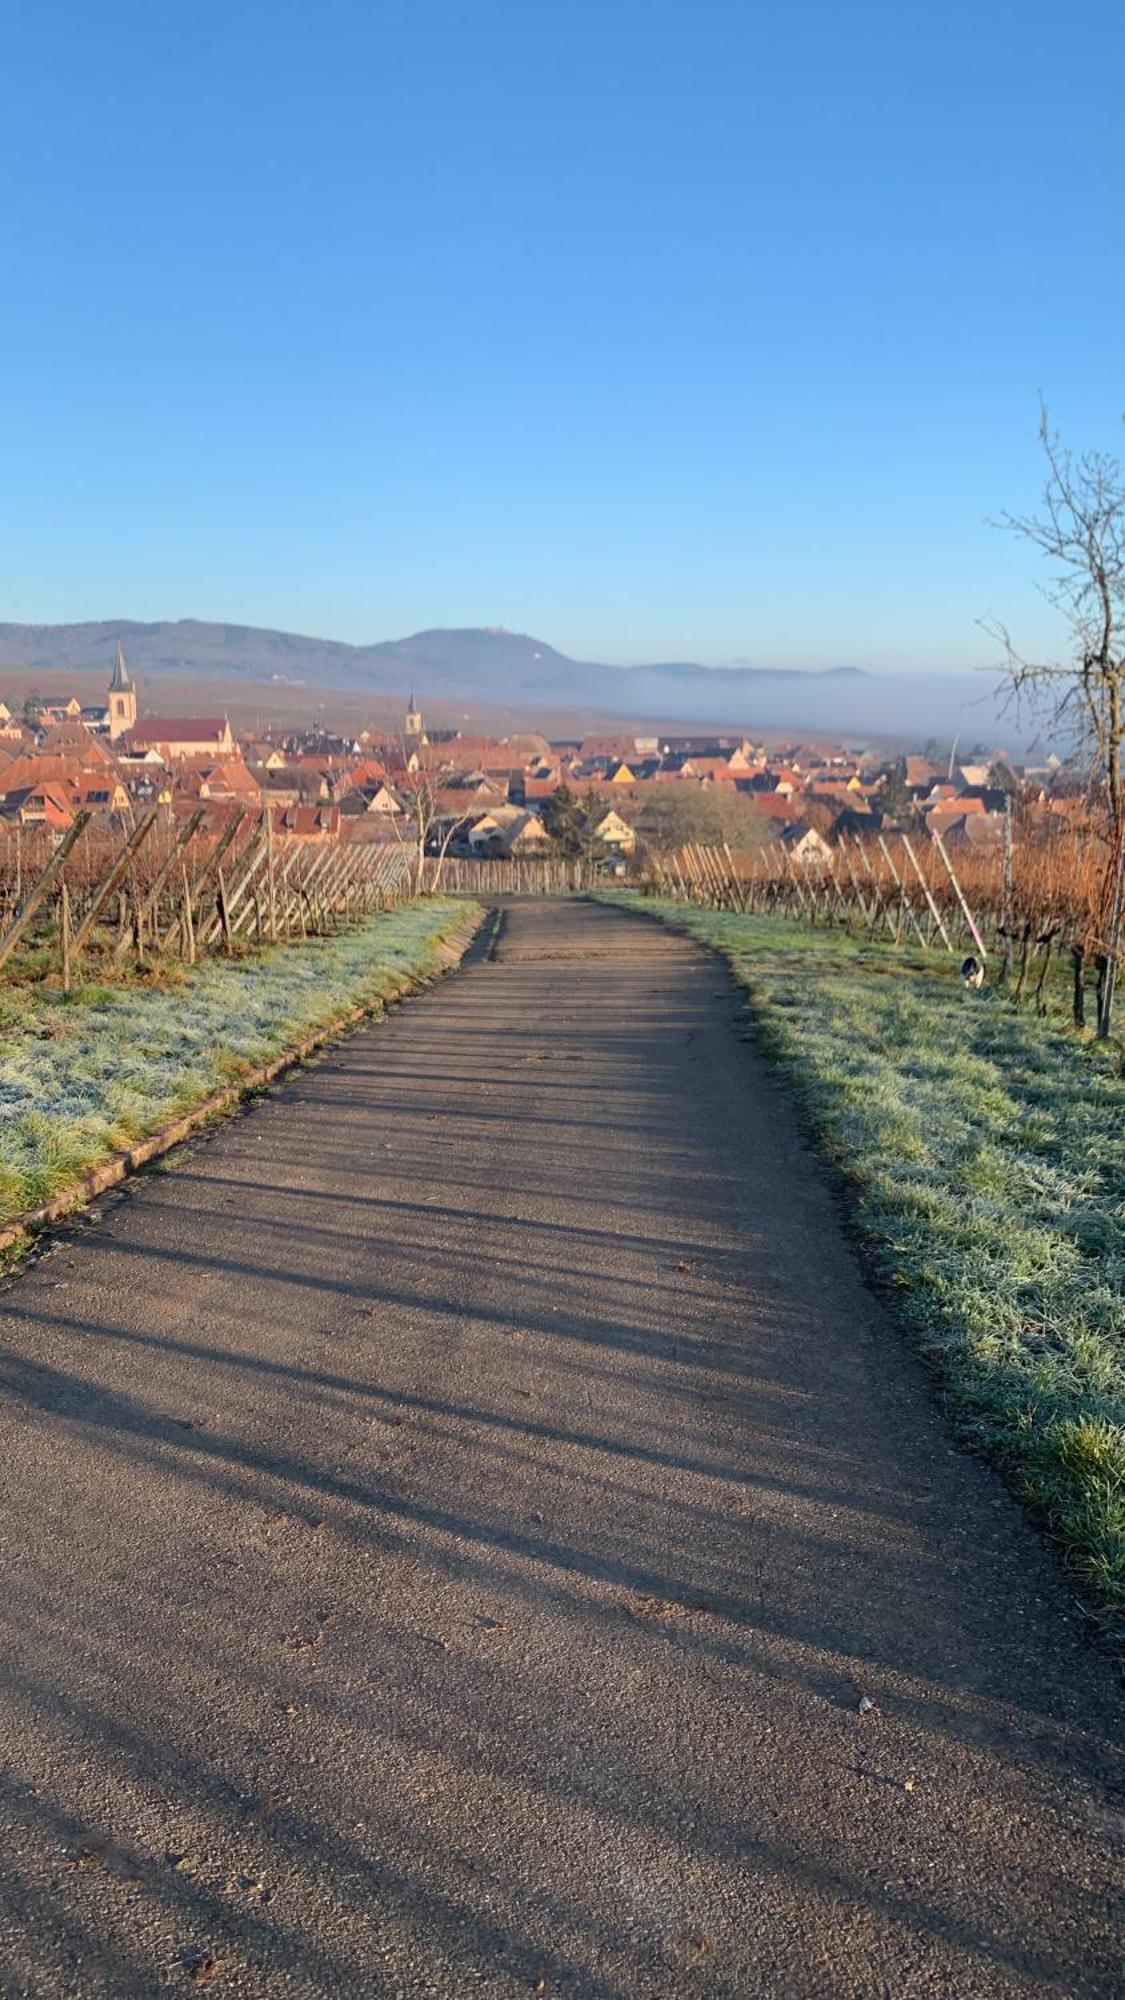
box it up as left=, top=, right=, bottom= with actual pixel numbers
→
left=522, top=773, right=565, bottom=806
left=925, top=796, right=986, bottom=837
left=0, top=753, right=100, bottom=799
left=275, top=804, right=342, bottom=839
left=593, top=808, right=636, bottom=856
left=578, top=735, right=638, bottom=763
left=747, top=766, right=798, bottom=796
left=338, top=782, right=403, bottom=818
left=5, top=782, right=76, bottom=828
left=345, top=757, right=391, bottom=791
left=37, top=719, right=113, bottom=763
left=681, top=756, right=742, bottom=784
left=196, top=758, right=262, bottom=802
left=244, top=742, right=289, bottom=772
left=35, top=695, right=83, bottom=725
left=833, top=804, right=882, bottom=839
left=465, top=808, right=548, bottom=857
left=929, top=811, right=1006, bottom=852
left=430, top=735, right=515, bottom=774
left=905, top=756, right=944, bottom=797
left=779, top=822, right=833, bottom=864
left=124, top=716, right=235, bottom=760
left=72, top=775, right=131, bottom=813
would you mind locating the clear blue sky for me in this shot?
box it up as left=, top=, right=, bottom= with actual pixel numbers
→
left=2, top=0, right=1122, bottom=671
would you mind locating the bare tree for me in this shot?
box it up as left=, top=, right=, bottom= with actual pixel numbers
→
left=385, top=739, right=472, bottom=893
left=630, top=784, right=774, bottom=855
left=987, top=404, right=1125, bottom=831
left=986, top=406, right=1125, bottom=1034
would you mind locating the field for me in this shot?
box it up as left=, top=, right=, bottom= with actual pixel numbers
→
left=607, top=892, right=1125, bottom=1638
left=0, top=897, right=476, bottom=1234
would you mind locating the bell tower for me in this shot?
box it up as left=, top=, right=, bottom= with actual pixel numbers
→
left=108, top=644, right=137, bottom=741
left=405, top=691, right=424, bottom=739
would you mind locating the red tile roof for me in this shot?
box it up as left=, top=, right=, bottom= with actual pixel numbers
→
left=127, top=718, right=231, bottom=744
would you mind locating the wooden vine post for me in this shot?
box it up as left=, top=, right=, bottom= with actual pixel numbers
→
left=0, top=809, right=92, bottom=974
left=900, top=834, right=953, bottom=952
left=216, top=870, right=233, bottom=953
left=69, top=810, right=158, bottom=959
left=60, top=882, right=71, bottom=993
left=931, top=828, right=986, bottom=960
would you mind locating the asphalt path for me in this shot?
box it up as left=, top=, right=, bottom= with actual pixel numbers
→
left=0, top=897, right=1122, bottom=1997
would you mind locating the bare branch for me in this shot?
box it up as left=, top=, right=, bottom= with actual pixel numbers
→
left=990, top=404, right=1125, bottom=831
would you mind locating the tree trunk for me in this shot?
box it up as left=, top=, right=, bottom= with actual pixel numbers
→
left=1013, top=923, right=1033, bottom=1004
left=1071, top=943, right=1086, bottom=1028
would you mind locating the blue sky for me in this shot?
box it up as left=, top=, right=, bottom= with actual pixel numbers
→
left=2, top=0, right=1122, bottom=671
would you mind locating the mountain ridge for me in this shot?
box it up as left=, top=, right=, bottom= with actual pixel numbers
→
left=0, top=617, right=867, bottom=692
left=0, top=618, right=1011, bottom=740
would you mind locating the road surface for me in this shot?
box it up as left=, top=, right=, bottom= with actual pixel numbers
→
left=0, top=898, right=1121, bottom=1997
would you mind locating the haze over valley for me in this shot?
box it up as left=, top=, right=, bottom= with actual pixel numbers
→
left=0, top=618, right=1021, bottom=745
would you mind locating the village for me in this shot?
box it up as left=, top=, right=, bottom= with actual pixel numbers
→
left=0, top=649, right=1075, bottom=869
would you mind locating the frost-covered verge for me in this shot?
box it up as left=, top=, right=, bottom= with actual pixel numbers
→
left=603, top=893, right=1125, bottom=1637
left=0, top=899, right=478, bottom=1227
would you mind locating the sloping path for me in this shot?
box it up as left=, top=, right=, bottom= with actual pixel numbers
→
left=0, top=898, right=1121, bottom=1997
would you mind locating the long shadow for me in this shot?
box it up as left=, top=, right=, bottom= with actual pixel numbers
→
left=0, top=1664, right=636, bottom=2000
left=12, top=1244, right=802, bottom=1392
left=1, top=1338, right=1122, bottom=1805
left=0, top=1308, right=938, bottom=1531
left=2, top=901, right=1123, bottom=1992
left=0, top=1491, right=1120, bottom=1997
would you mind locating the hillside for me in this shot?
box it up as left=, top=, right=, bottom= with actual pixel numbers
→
left=0, top=618, right=1011, bottom=739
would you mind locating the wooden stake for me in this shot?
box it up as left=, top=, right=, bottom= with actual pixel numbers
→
left=900, top=834, right=953, bottom=952
left=115, top=808, right=204, bottom=959
left=217, top=870, right=233, bottom=953
left=69, top=810, right=159, bottom=959
left=931, top=828, right=987, bottom=959
left=0, top=810, right=92, bottom=973
left=60, top=882, right=71, bottom=993
left=181, top=863, right=196, bottom=964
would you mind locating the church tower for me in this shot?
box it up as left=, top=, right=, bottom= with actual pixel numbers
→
left=108, top=643, right=137, bottom=741
left=405, top=691, right=424, bottom=739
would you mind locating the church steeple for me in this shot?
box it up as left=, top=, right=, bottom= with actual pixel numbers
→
left=108, top=643, right=137, bottom=740
left=405, top=691, right=424, bottom=738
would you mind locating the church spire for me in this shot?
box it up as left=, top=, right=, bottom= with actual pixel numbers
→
left=107, top=643, right=137, bottom=740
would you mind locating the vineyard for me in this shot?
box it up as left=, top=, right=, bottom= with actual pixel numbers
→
left=420, top=853, right=604, bottom=895
left=0, top=809, right=414, bottom=988
left=6, top=803, right=1125, bottom=1036
left=644, top=812, right=1125, bottom=1032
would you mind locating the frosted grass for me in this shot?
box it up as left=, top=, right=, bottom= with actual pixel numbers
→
left=0, top=899, right=473, bottom=1226
left=608, top=893, right=1125, bottom=1632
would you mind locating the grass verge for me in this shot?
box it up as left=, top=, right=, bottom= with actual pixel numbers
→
left=605, top=894, right=1125, bottom=1640
left=0, top=898, right=480, bottom=1235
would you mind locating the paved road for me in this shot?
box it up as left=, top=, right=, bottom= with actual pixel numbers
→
left=0, top=899, right=1122, bottom=1998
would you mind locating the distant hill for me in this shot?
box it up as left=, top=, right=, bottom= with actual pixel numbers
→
left=0, top=618, right=1011, bottom=740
